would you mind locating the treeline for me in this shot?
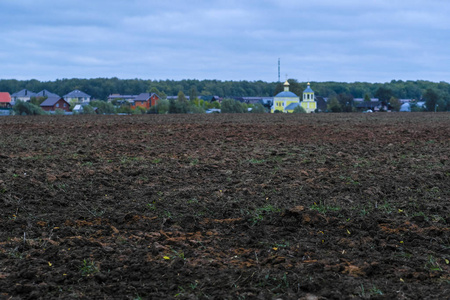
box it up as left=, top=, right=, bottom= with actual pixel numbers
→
left=1, top=78, right=450, bottom=110
left=275, top=79, right=450, bottom=101
left=0, top=78, right=277, bottom=100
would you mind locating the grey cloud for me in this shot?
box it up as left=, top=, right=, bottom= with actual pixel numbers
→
left=0, top=0, right=449, bottom=82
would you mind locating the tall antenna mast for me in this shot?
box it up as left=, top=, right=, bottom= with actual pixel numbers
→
left=278, top=58, right=281, bottom=82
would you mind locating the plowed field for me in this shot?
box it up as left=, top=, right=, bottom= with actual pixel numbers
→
left=0, top=113, right=449, bottom=299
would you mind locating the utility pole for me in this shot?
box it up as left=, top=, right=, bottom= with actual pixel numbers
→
left=278, top=58, right=280, bottom=82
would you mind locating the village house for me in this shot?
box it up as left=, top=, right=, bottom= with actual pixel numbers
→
left=353, top=98, right=397, bottom=112
left=199, top=95, right=221, bottom=102
left=399, top=101, right=426, bottom=112
left=167, top=95, right=190, bottom=101
left=107, top=94, right=137, bottom=103
left=11, top=89, right=36, bottom=102
left=63, top=90, right=91, bottom=104
left=233, top=97, right=273, bottom=105
left=354, top=98, right=381, bottom=111
left=131, top=93, right=160, bottom=110
left=40, top=96, right=71, bottom=112
left=0, top=92, right=12, bottom=108
left=108, top=93, right=160, bottom=109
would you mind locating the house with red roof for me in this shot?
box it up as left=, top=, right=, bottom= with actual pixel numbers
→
left=107, top=92, right=160, bottom=110
left=130, top=93, right=160, bottom=110
left=0, top=92, right=12, bottom=108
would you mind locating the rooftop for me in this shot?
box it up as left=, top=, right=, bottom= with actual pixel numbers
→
left=285, top=102, right=300, bottom=110
left=11, top=89, right=36, bottom=97
left=0, top=92, right=11, bottom=103
left=63, top=90, right=91, bottom=98
left=303, top=83, right=314, bottom=93
left=275, top=91, right=298, bottom=97
left=40, top=96, right=65, bottom=107
left=36, top=90, right=60, bottom=98
left=134, top=93, right=158, bottom=101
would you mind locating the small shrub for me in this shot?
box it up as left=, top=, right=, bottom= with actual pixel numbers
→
left=80, top=259, right=99, bottom=276
left=221, top=98, right=246, bottom=113
left=251, top=103, right=266, bottom=113
left=82, top=105, right=96, bottom=114
left=13, top=100, right=46, bottom=115
left=54, top=108, right=66, bottom=115
left=293, top=105, right=306, bottom=113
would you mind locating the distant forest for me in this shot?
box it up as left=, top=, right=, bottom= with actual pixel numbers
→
left=1, top=78, right=450, bottom=104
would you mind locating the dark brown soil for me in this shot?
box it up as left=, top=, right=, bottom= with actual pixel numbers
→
left=0, top=113, right=449, bottom=299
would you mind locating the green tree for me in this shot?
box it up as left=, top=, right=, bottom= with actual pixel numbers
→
left=13, top=100, right=46, bottom=115
left=117, top=102, right=132, bottom=114
left=177, top=91, right=188, bottom=103
left=149, top=87, right=167, bottom=99
left=221, top=98, right=245, bottom=113
left=435, top=98, right=446, bottom=112
left=375, top=87, right=394, bottom=105
left=90, top=100, right=116, bottom=114
left=327, top=97, right=342, bottom=112
left=410, top=102, right=424, bottom=112
left=251, top=103, right=266, bottom=113
left=209, top=101, right=218, bottom=109
left=30, top=96, right=47, bottom=106
left=389, top=96, right=402, bottom=112
left=188, top=103, right=205, bottom=114
left=156, top=99, right=169, bottom=114
left=82, top=105, right=96, bottom=114
left=293, top=105, right=306, bottom=113
left=168, top=98, right=188, bottom=114
left=363, top=94, right=371, bottom=102
left=166, top=91, right=189, bottom=113
left=423, top=89, right=439, bottom=111
left=168, top=99, right=177, bottom=113
left=189, top=87, right=198, bottom=101
left=133, top=106, right=146, bottom=114
left=337, top=93, right=354, bottom=112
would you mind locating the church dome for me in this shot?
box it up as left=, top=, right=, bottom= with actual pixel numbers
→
left=275, top=91, right=298, bottom=97
left=303, top=83, right=314, bottom=93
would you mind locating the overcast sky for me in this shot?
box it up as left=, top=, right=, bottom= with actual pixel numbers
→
left=1, top=0, right=449, bottom=83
